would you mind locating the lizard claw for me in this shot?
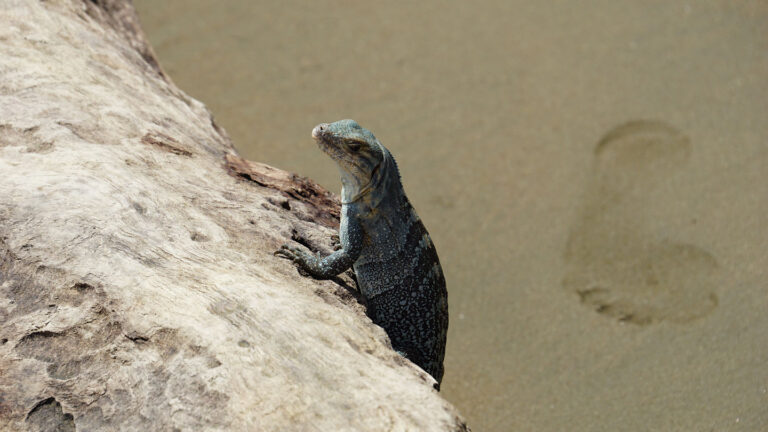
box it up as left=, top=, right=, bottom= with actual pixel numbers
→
left=275, top=244, right=315, bottom=278
left=330, top=234, right=341, bottom=251
left=274, top=244, right=301, bottom=262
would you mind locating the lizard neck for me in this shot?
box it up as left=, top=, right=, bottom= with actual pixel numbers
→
left=340, top=170, right=369, bottom=204
left=340, top=148, right=399, bottom=207
left=340, top=163, right=381, bottom=204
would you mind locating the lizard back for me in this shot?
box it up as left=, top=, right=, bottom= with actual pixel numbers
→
left=350, top=147, right=448, bottom=386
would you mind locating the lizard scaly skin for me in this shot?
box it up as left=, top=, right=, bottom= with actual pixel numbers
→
left=277, top=120, right=448, bottom=388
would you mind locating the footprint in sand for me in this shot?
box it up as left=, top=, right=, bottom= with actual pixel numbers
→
left=563, top=120, right=719, bottom=325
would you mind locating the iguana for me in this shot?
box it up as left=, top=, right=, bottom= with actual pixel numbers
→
left=276, top=119, right=448, bottom=388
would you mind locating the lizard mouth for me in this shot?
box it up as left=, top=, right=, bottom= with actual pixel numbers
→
left=312, top=123, right=346, bottom=160
left=312, top=123, right=334, bottom=149
left=312, top=123, right=329, bottom=140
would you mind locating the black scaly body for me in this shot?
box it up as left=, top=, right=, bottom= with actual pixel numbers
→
left=277, top=119, right=448, bottom=387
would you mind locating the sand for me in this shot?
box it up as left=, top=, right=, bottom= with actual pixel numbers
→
left=134, top=1, right=768, bottom=430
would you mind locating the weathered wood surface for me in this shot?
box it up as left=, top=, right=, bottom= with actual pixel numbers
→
left=0, top=1, right=468, bottom=430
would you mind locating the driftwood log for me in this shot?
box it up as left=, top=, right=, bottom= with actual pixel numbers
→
left=0, top=1, right=468, bottom=430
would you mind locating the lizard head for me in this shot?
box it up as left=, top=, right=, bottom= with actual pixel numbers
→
left=312, top=119, right=388, bottom=203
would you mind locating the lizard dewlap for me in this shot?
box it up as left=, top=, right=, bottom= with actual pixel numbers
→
left=277, top=119, right=448, bottom=388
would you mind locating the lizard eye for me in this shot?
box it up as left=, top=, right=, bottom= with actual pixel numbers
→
left=347, top=141, right=363, bottom=151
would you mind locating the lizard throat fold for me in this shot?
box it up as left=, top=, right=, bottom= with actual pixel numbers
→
left=341, top=163, right=381, bottom=204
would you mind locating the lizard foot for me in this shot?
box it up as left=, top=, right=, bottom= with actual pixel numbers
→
left=274, top=244, right=313, bottom=276
left=274, top=244, right=307, bottom=262
left=330, top=234, right=341, bottom=251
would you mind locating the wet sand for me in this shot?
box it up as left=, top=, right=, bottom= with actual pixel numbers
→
left=134, top=1, right=768, bottom=430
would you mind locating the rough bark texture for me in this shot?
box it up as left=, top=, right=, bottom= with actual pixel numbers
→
left=0, top=1, right=468, bottom=431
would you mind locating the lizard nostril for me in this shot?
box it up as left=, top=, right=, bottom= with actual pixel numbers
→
left=312, top=124, right=328, bottom=139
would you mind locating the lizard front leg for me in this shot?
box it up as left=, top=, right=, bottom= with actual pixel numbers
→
left=276, top=208, right=363, bottom=279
